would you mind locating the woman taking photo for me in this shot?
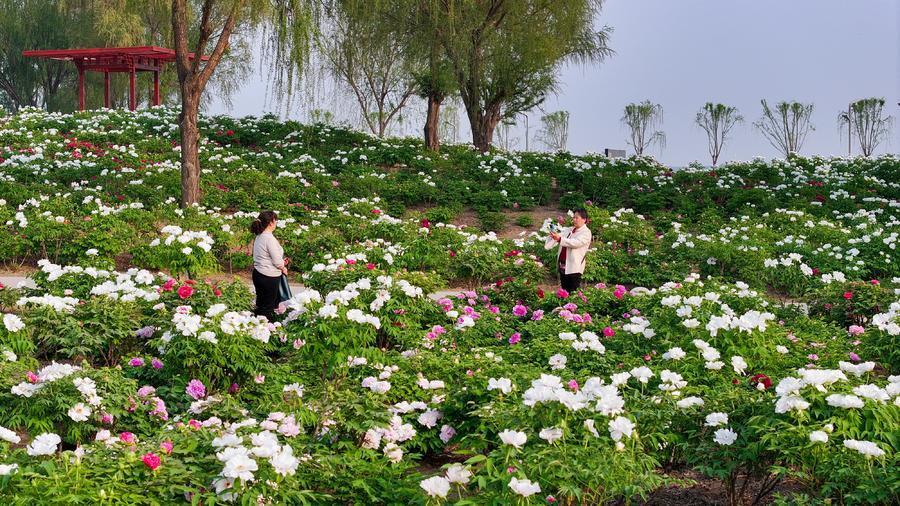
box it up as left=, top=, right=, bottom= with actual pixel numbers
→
left=250, top=211, right=288, bottom=320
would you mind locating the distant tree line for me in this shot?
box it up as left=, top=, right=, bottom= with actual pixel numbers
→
left=0, top=1, right=893, bottom=204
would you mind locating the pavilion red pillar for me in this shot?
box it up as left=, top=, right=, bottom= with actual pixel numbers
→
left=153, top=69, right=160, bottom=106
left=76, top=61, right=85, bottom=111
left=103, top=72, right=110, bottom=109
left=128, top=64, right=136, bottom=111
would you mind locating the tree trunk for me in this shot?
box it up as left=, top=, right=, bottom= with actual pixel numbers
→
left=179, top=88, right=201, bottom=207
left=470, top=106, right=501, bottom=153
left=424, top=94, right=442, bottom=151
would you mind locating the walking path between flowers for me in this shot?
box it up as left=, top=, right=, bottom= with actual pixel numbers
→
left=0, top=274, right=463, bottom=302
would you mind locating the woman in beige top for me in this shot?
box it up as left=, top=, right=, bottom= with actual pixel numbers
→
left=250, top=211, right=288, bottom=320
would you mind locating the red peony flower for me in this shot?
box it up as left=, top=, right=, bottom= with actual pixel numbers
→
left=161, top=279, right=176, bottom=292
left=843, top=291, right=853, bottom=300
left=750, top=373, right=772, bottom=390
left=177, top=285, right=194, bottom=299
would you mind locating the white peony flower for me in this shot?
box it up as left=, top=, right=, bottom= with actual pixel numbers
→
left=3, top=314, right=24, bottom=333
left=222, top=453, right=258, bottom=481
left=607, top=416, right=635, bottom=442
left=713, top=428, right=738, bottom=445
left=548, top=354, right=567, bottom=370
left=26, top=433, right=61, bottom=456
left=809, top=431, right=829, bottom=443
left=487, top=377, right=513, bottom=394
left=539, top=427, right=563, bottom=444
left=67, top=403, right=92, bottom=422
left=704, top=412, right=728, bottom=427
left=420, top=476, right=451, bottom=498
left=445, top=463, right=472, bottom=484
left=508, top=477, right=541, bottom=497
left=843, top=439, right=885, bottom=458
left=498, top=429, right=527, bottom=449
left=269, top=446, right=299, bottom=476
left=0, top=425, right=21, bottom=444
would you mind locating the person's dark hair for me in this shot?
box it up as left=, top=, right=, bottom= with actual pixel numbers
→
left=573, top=209, right=589, bottom=221
left=250, top=211, right=277, bottom=235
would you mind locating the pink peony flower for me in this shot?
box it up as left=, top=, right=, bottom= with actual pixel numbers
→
left=556, top=288, right=569, bottom=299
left=508, top=332, right=521, bottom=345
left=531, top=310, right=544, bottom=321
left=137, top=385, right=156, bottom=397
left=119, top=432, right=136, bottom=444
left=161, top=279, right=176, bottom=292
left=159, top=441, right=173, bottom=454
left=129, top=357, right=145, bottom=367
left=848, top=352, right=861, bottom=362
left=26, top=371, right=39, bottom=383
left=141, top=452, right=161, bottom=470
left=150, top=398, right=168, bottom=420
left=151, top=358, right=164, bottom=369
left=603, top=326, right=615, bottom=337
left=843, top=291, right=853, bottom=300
left=848, top=325, right=865, bottom=336
left=512, top=304, right=528, bottom=317
left=567, top=379, right=579, bottom=391
left=229, top=382, right=240, bottom=394
left=185, top=379, right=206, bottom=400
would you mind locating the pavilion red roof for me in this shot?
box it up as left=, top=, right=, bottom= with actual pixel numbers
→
left=22, top=46, right=207, bottom=63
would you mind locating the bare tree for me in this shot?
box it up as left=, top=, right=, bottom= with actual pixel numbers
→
left=622, top=100, right=665, bottom=156
left=753, top=100, right=814, bottom=157
left=318, top=2, right=416, bottom=138
left=838, top=97, right=894, bottom=157
left=536, top=110, right=570, bottom=152
left=695, top=103, right=743, bottom=166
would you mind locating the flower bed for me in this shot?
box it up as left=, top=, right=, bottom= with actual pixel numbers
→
left=0, top=108, right=897, bottom=504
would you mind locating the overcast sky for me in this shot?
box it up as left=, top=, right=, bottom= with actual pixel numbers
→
left=209, top=0, right=900, bottom=166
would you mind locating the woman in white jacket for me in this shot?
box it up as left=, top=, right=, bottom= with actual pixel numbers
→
left=545, top=209, right=592, bottom=292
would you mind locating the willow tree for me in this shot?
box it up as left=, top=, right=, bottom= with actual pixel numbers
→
left=170, top=0, right=316, bottom=206
left=85, top=0, right=312, bottom=205
left=839, top=98, right=894, bottom=157
left=622, top=101, right=665, bottom=156
left=695, top=103, right=743, bottom=166
left=0, top=0, right=95, bottom=111
left=754, top=100, right=814, bottom=158
left=416, top=0, right=611, bottom=152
